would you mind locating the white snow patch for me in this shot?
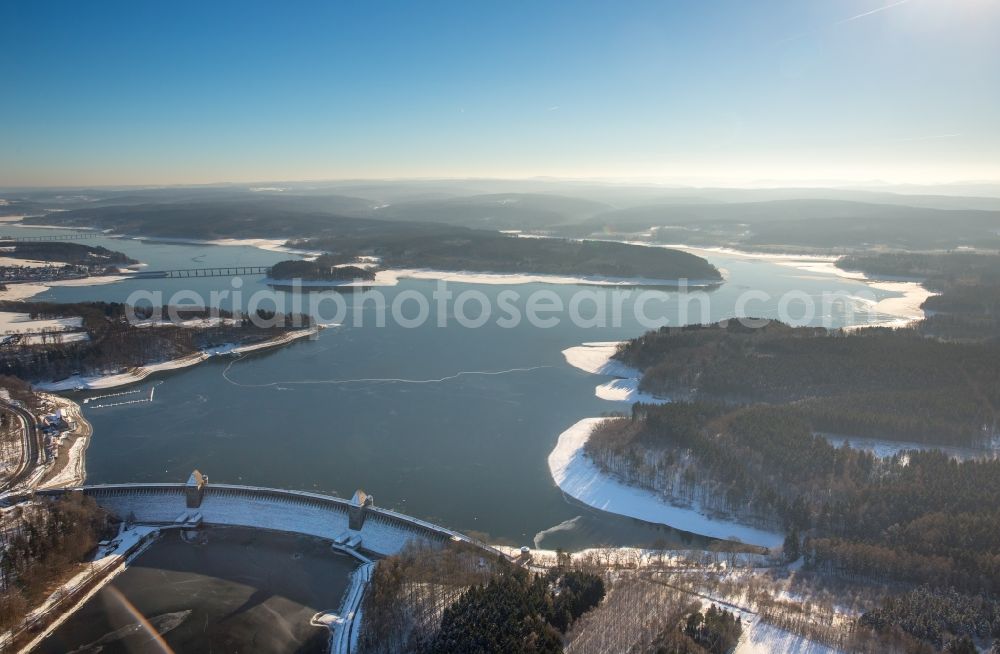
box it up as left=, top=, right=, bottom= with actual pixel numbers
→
left=18, top=332, right=89, bottom=345
left=562, top=342, right=669, bottom=405
left=0, top=256, right=69, bottom=268
left=387, top=268, right=719, bottom=288
left=268, top=268, right=718, bottom=289
left=562, top=342, right=633, bottom=376
left=128, top=235, right=324, bottom=261
left=822, top=433, right=999, bottom=461
left=735, top=617, right=843, bottom=654
left=0, top=312, right=82, bottom=334
left=130, top=317, right=241, bottom=328
left=0, top=273, right=134, bottom=302
left=595, top=378, right=668, bottom=404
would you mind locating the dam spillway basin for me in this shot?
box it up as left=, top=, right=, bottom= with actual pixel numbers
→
left=37, top=527, right=359, bottom=654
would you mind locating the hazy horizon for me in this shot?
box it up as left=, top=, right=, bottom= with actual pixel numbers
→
left=3, top=0, right=999, bottom=187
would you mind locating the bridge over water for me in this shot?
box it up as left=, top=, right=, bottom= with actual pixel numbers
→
left=132, top=265, right=272, bottom=279
left=0, top=233, right=101, bottom=242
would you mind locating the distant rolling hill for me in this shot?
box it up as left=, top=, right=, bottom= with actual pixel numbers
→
left=567, top=199, right=1000, bottom=251
left=371, top=193, right=612, bottom=229
left=25, top=198, right=720, bottom=281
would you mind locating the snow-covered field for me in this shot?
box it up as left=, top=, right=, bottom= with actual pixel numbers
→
left=267, top=267, right=722, bottom=289
left=735, top=618, right=843, bottom=654
left=0, top=311, right=90, bottom=345
left=0, top=312, right=82, bottom=334
left=18, top=332, right=90, bottom=345
left=594, top=378, right=667, bottom=404
left=130, top=317, right=241, bottom=328
left=0, top=256, right=64, bottom=268
left=548, top=418, right=783, bottom=547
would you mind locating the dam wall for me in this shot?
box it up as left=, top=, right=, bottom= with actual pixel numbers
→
left=35, top=483, right=504, bottom=559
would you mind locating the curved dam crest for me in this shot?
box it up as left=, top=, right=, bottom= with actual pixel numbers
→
left=34, top=482, right=504, bottom=559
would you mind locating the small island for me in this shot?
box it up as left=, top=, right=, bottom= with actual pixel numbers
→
left=269, top=254, right=376, bottom=283
left=298, top=231, right=722, bottom=282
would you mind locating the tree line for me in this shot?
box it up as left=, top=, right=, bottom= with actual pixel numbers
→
left=0, top=301, right=312, bottom=383
left=359, top=543, right=604, bottom=654
left=615, top=321, right=999, bottom=446
left=269, top=254, right=376, bottom=281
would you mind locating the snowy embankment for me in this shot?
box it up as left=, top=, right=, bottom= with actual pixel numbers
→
left=562, top=341, right=669, bottom=404
left=35, top=327, right=320, bottom=391
left=268, top=268, right=720, bottom=289
left=548, top=418, right=783, bottom=548
left=126, top=235, right=326, bottom=261
left=0, top=273, right=135, bottom=302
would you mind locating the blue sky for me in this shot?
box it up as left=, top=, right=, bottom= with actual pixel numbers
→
left=2, top=0, right=998, bottom=186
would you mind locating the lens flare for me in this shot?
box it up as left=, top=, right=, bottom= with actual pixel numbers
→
left=104, top=586, right=175, bottom=654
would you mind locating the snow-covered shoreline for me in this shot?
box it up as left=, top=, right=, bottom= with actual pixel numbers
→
left=130, top=235, right=326, bottom=260
left=664, top=243, right=937, bottom=329
left=35, top=327, right=320, bottom=391
left=266, top=267, right=722, bottom=289
left=0, top=274, right=134, bottom=302
left=548, top=418, right=783, bottom=547
left=562, top=341, right=669, bottom=404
